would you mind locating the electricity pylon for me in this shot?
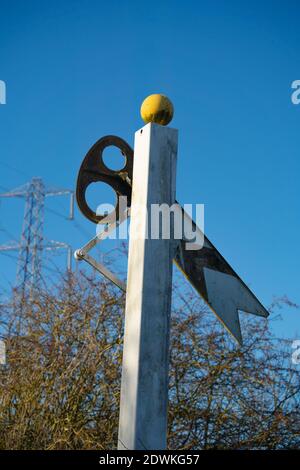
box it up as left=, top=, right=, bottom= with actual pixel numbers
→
left=0, top=177, right=74, bottom=299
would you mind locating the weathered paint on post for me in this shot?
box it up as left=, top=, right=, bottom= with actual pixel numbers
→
left=118, top=123, right=178, bottom=450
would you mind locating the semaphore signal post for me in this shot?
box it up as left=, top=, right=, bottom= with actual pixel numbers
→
left=75, top=94, right=268, bottom=450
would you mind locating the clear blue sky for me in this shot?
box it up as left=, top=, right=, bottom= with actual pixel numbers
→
left=0, top=0, right=299, bottom=338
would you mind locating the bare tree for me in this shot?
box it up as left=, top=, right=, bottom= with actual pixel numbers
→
left=0, top=269, right=299, bottom=449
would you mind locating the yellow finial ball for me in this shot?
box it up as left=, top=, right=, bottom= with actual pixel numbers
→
left=140, top=94, right=174, bottom=126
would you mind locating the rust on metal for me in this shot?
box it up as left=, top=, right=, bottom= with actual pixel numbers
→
left=76, top=135, right=133, bottom=224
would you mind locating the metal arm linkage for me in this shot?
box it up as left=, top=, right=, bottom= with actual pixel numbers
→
left=74, top=208, right=129, bottom=292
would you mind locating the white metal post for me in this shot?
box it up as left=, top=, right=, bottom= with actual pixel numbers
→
left=118, top=123, right=178, bottom=450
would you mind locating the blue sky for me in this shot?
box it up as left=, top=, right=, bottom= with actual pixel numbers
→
left=0, top=0, right=299, bottom=338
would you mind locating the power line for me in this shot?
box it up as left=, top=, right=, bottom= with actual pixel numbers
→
left=0, top=160, right=29, bottom=178
left=73, top=220, right=92, bottom=240
left=0, top=227, right=18, bottom=242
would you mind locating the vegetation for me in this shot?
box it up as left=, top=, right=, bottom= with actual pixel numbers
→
left=0, top=269, right=299, bottom=449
